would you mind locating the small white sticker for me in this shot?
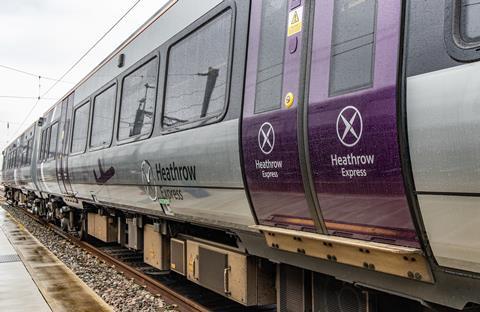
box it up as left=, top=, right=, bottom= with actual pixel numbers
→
left=288, top=7, right=303, bottom=37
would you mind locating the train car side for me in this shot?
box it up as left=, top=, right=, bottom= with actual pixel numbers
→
left=4, top=0, right=480, bottom=311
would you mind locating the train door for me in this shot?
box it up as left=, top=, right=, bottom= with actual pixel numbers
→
left=306, top=0, right=419, bottom=247
left=56, top=93, right=74, bottom=194
left=242, top=0, right=323, bottom=232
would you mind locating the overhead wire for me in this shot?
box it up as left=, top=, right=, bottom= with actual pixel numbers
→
left=0, top=95, right=57, bottom=100
left=8, top=0, right=143, bottom=143
left=0, top=64, right=74, bottom=84
left=39, top=0, right=142, bottom=100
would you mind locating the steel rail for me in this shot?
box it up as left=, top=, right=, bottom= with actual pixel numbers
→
left=20, top=208, right=210, bottom=312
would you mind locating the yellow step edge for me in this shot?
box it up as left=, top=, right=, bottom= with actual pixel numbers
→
left=251, top=225, right=434, bottom=283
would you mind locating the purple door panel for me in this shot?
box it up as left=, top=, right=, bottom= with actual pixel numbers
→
left=242, top=0, right=315, bottom=231
left=307, top=0, right=419, bottom=247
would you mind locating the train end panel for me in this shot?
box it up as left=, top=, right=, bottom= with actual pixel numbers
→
left=406, top=0, right=480, bottom=277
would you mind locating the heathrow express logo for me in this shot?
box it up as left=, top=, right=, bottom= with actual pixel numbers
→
left=258, top=122, right=275, bottom=155
left=336, top=106, right=363, bottom=147
left=141, top=160, right=158, bottom=201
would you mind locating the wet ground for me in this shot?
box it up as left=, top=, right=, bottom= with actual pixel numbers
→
left=0, top=204, right=112, bottom=312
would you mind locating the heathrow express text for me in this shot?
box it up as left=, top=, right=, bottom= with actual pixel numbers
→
left=330, top=153, right=375, bottom=179
left=255, top=159, right=283, bottom=179
left=155, top=162, right=196, bottom=181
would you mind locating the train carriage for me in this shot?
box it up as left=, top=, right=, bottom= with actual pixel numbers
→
left=3, top=0, right=480, bottom=310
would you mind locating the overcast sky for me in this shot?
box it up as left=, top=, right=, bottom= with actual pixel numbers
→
left=0, top=0, right=168, bottom=161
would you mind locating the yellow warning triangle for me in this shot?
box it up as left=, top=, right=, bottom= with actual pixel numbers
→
left=291, top=11, right=299, bottom=24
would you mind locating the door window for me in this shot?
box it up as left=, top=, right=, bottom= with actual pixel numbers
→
left=329, top=0, right=376, bottom=96
left=254, top=0, right=288, bottom=113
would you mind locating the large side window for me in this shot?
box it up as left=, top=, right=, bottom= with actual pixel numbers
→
left=91, top=84, right=116, bottom=148
left=254, top=0, right=288, bottom=114
left=49, top=123, right=58, bottom=159
left=71, top=102, right=90, bottom=154
left=118, top=58, right=158, bottom=141
left=329, top=0, right=376, bottom=96
left=163, top=10, right=232, bottom=128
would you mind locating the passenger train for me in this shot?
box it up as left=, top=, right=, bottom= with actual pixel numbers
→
left=3, top=0, right=480, bottom=310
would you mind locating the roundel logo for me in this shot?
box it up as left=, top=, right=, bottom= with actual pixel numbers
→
left=336, top=106, right=363, bottom=147
left=141, top=160, right=158, bottom=201
left=258, top=122, right=275, bottom=155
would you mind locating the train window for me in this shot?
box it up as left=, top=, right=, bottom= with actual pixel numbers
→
left=118, top=58, right=158, bottom=141
left=71, top=102, right=90, bottom=154
left=91, top=84, right=116, bottom=148
left=329, top=0, right=376, bottom=96
left=163, top=10, right=232, bottom=128
left=21, top=144, right=26, bottom=166
left=44, top=127, right=51, bottom=160
left=49, top=123, right=58, bottom=159
left=445, top=1, right=480, bottom=61
left=254, top=0, right=288, bottom=114
left=13, top=149, right=17, bottom=168
left=18, top=145, right=23, bottom=166
left=39, top=131, right=44, bottom=161
left=26, top=138, right=32, bottom=165
left=460, top=0, right=480, bottom=42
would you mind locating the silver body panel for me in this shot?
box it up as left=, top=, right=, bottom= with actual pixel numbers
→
left=68, top=119, right=254, bottom=230
left=408, top=62, right=480, bottom=273
left=408, top=62, right=480, bottom=193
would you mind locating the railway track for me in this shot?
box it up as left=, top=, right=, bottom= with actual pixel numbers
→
left=20, top=207, right=210, bottom=312
left=9, top=204, right=275, bottom=312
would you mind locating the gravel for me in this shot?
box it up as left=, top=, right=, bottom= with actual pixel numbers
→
left=3, top=204, right=178, bottom=312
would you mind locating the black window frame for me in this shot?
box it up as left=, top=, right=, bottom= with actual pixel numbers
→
left=70, top=101, right=91, bottom=155
left=48, top=122, right=59, bottom=160
left=37, top=129, right=45, bottom=163
left=21, top=144, right=25, bottom=166
left=44, top=126, right=51, bottom=161
left=445, top=0, right=480, bottom=62
left=117, top=55, right=159, bottom=144
left=13, top=149, right=17, bottom=168
left=161, top=6, right=236, bottom=134
left=26, top=138, right=33, bottom=165
left=89, top=81, right=117, bottom=150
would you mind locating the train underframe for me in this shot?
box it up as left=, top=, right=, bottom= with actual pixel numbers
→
left=3, top=186, right=467, bottom=312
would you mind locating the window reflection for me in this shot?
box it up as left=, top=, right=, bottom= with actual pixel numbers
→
left=119, top=58, right=158, bottom=140
left=163, top=11, right=232, bottom=128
